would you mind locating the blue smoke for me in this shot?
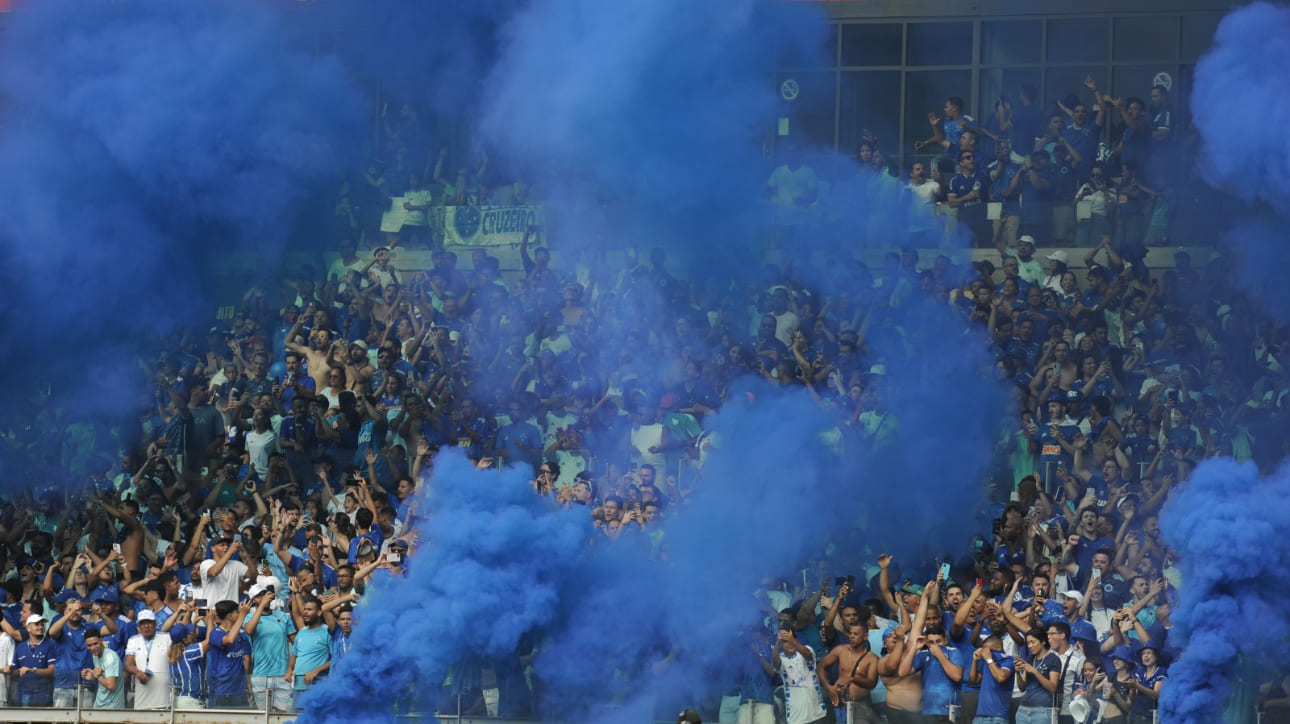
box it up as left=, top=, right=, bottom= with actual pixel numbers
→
left=304, top=367, right=1003, bottom=723
left=1158, top=6, right=1290, bottom=721
left=289, top=1, right=1008, bottom=721
left=1190, top=1, right=1290, bottom=322
left=298, top=451, right=591, bottom=723
left=0, top=0, right=364, bottom=483
left=3, top=0, right=1011, bottom=721
left=1159, top=458, right=1290, bottom=724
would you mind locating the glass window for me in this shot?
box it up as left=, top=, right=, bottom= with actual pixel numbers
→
left=1173, top=64, right=1196, bottom=129
left=775, top=71, right=838, bottom=150
left=1110, top=66, right=1164, bottom=104
left=776, top=22, right=838, bottom=69
left=1181, top=13, right=1221, bottom=62
left=979, top=68, right=1042, bottom=147
left=841, top=23, right=902, bottom=67
left=907, top=22, right=973, bottom=66
left=1046, top=18, right=1109, bottom=63
left=981, top=20, right=1042, bottom=66
left=1045, top=67, right=1104, bottom=110
left=1114, top=16, right=1178, bottom=62
left=839, top=71, right=902, bottom=158
left=904, top=69, right=972, bottom=164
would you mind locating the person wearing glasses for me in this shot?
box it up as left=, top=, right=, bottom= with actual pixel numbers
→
left=948, top=148, right=993, bottom=248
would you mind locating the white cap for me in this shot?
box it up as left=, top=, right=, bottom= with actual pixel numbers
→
left=24, top=614, right=46, bottom=626
left=1017, top=235, right=1036, bottom=246
left=1045, top=250, right=1069, bottom=264
left=1060, top=590, right=1085, bottom=604
left=136, top=610, right=156, bottom=623
left=247, top=584, right=268, bottom=600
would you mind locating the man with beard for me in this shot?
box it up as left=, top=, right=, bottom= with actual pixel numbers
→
left=287, top=597, right=332, bottom=710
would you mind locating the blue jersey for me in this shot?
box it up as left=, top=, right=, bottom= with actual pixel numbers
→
left=989, top=160, right=1022, bottom=214
left=171, top=641, right=208, bottom=700
left=1064, top=122, right=1102, bottom=170
left=1019, top=650, right=1061, bottom=708
left=943, top=115, right=978, bottom=158
left=1132, top=666, right=1167, bottom=714
left=912, top=645, right=964, bottom=716
left=207, top=629, right=252, bottom=697
left=974, top=652, right=1015, bottom=718
left=50, top=619, right=93, bottom=690
left=949, top=171, right=990, bottom=207
left=13, top=636, right=58, bottom=701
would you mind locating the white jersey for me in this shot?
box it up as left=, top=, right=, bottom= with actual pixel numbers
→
left=778, top=647, right=828, bottom=724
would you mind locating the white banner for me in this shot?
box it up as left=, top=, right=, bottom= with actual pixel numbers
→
left=443, top=205, right=545, bottom=247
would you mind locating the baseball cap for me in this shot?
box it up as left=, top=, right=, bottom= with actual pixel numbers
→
left=137, top=610, right=157, bottom=623
left=350, top=339, right=368, bottom=351
left=53, top=590, right=85, bottom=605
left=1018, top=235, right=1036, bottom=246
left=1059, top=590, right=1084, bottom=605
left=91, top=587, right=120, bottom=604
left=25, top=614, right=47, bottom=626
left=1045, top=250, right=1069, bottom=264
left=247, top=584, right=268, bottom=600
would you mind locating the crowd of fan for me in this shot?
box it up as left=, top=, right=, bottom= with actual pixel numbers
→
left=0, top=74, right=1287, bottom=724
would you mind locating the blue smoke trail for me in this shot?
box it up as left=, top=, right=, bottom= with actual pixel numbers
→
left=298, top=451, right=591, bottom=723
left=1190, top=1, right=1290, bottom=322
left=286, top=0, right=1010, bottom=721
left=0, top=0, right=364, bottom=485
left=1159, top=458, right=1290, bottom=724
left=1158, top=5, right=1290, bottom=720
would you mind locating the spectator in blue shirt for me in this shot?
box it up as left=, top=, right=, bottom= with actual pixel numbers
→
left=968, top=635, right=1015, bottom=724
left=207, top=599, right=253, bottom=709
left=3, top=613, right=58, bottom=707
left=163, top=608, right=209, bottom=709
left=948, top=150, right=993, bottom=248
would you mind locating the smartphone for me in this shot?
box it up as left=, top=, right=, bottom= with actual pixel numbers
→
left=387, top=551, right=402, bottom=564
left=1092, top=568, right=1102, bottom=581
left=975, top=577, right=984, bottom=589
left=939, top=562, right=952, bottom=581
left=234, top=534, right=242, bottom=544
left=226, top=425, right=238, bottom=443
left=112, top=543, right=121, bottom=555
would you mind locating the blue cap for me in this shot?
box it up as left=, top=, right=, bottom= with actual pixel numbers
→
left=91, top=586, right=119, bottom=604
left=52, top=590, right=85, bottom=605
left=169, top=623, right=193, bottom=641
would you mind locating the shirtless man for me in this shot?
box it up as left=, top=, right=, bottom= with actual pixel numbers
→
left=817, top=622, right=880, bottom=724
left=333, top=341, right=375, bottom=395
left=285, top=304, right=338, bottom=390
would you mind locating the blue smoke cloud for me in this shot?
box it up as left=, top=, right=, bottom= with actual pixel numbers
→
left=1159, top=457, right=1290, bottom=724
left=1160, top=6, right=1290, bottom=720
left=305, top=368, right=1003, bottom=723
left=5, top=0, right=1010, bottom=720
left=299, top=451, right=591, bottom=723
left=0, top=0, right=364, bottom=482
left=288, top=2, right=1008, bottom=721
left=1190, top=1, right=1290, bottom=322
